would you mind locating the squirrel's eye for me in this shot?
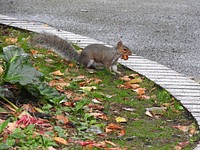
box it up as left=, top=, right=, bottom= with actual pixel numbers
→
left=123, top=48, right=127, bottom=52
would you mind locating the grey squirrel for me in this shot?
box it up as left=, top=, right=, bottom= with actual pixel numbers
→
left=31, top=34, right=132, bottom=74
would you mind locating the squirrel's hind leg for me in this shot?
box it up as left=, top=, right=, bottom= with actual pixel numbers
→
left=86, top=59, right=95, bottom=68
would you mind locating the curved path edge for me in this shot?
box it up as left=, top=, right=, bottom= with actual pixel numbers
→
left=0, top=14, right=200, bottom=149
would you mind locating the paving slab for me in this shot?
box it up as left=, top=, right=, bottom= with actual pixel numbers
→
left=0, top=14, right=200, bottom=149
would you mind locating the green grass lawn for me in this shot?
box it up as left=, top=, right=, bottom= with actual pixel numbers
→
left=0, top=24, right=200, bottom=150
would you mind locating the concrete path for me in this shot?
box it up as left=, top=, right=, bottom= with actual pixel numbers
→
left=0, top=14, right=200, bottom=149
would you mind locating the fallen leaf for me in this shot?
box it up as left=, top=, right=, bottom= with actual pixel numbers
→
left=56, top=115, right=69, bottom=124
left=105, top=123, right=125, bottom=137
left=30, top=49, right=38, bottom=55
left=118, top=129, right=126, bottom=137
left=175, top=141, right=189, bottom=150
left=80, top=86, right=97, bottom=92
left=129, top=74, right=139, bottom=78
left=145, top=110, right=154, bottom=118
left=119, top=76, right=131, bottom=82
left=7, top=122, right=17, bottom=132
left=21, top=104, right=36, bottom=113
left=115, top=117, right=127, bottom=123
left=72, top=96, right=82, bottom=101
left=133, top=88, right=146, bottom=95
left=122, top=107, right=134, bottom=112
left=68, top=63, right=75, bottom=67
left=130, top=84, right=140, bottom=89
left=92, top=98, right=102, bottom=104
left=90, top=112, right=108, bottom=120
left=54, top=137, right=68, bottom=145
left=138, top=94, right=150, bottom=100
left=0, top=65, right=4, bottom=75
left=129, top=78, right=142, bottom=84
left=146, top=107, right=167, bottom=116
left=88, top=103, right=104, bottom=110
left=106, top=123, right=123, bottom=131
left=52, top=70, right=64, bottom=76
left=5, top=37, right=17, bottom=44
left=105, top=140, right=118, bottom=147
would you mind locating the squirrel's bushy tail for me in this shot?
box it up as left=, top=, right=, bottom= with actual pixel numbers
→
left=30, top=33, right=79, bottom=61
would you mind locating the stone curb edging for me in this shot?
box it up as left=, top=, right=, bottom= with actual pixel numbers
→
left=0, top=14, right=200, bottom=149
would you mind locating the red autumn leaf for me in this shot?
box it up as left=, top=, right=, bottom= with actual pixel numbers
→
left=16, top=115, right=51, bottom=128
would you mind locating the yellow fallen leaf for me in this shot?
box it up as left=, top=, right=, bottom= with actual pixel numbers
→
left=115, top=117, right=127, bottom=123
left=80, top=86, right=97, bottom=92
left=54, top=137, right=68, bottom=145
left=129, top=78, right=142, bottom=84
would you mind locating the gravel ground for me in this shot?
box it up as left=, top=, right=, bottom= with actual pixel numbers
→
left=0, top=0, right=200, bottom=81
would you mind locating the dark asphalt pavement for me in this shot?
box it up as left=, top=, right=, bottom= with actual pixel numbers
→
left=0, top=0, right=199, bottom=81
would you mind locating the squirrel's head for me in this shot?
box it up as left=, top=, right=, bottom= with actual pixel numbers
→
left=117, top=41, right=132, bottom=60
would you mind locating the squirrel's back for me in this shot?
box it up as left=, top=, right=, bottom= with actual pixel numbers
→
left=31, top=34, right=79, bottom=61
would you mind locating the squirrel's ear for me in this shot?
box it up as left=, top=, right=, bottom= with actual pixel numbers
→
left=117, top=40, right=123, bottom=48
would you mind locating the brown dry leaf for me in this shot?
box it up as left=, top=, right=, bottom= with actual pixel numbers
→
left=106, top=123, right=123, bottom=130
left=53, top=137, right=68, bottom=145
left=119, top=76, right=131, bottom=82
left=64, top=90, right=75, bottom=99
left=49, top=79, right=70, bottom=91
left=105, top=140, right=118, bottom=147
left=90, top=78, right=102, bottom=85
left=189, top=123, right=197, bottom=136
left=105, top=123, right=125, bottom=137
left=63, top=101, right=74, bottom=107
left=21, top=104, right=36, bottom=113
left=88, top=103, right=104, bottom=111
left=30, top=49, right=39, bottom=55
left=118, top=129, right=126, bottom=137
left=133, top=88, right=146, bottom=95
left=90, top=112, right=108, bottom=120
left=162, top=103, right=171, bottom=107
left=5, top=37, right=18, bottom=44
left=130, top=84, right=140, bottom=89
left=68, top=63, right=75, bottom=67
left=56, top=115, right=69, bottom=124
left=138, top=94, right=150, bottom=100
left=73, top=96, right=83, bottom=101
left=173, top=125, right=190, bottom=132
left=146, top=107, right=167, bottom=117
left=175, top=141, right=189, bottom=150
left=52, top=70, right=64, bottom=76
left=7, top=122, right=17, bottom=132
